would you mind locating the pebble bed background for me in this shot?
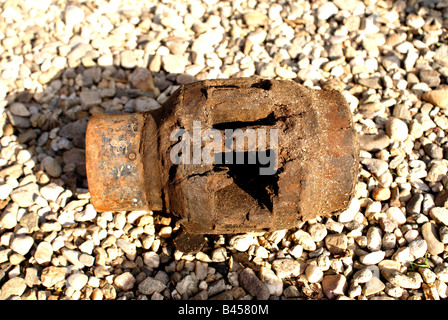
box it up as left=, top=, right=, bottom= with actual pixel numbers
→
left=0, top=0, right=448, bottom=300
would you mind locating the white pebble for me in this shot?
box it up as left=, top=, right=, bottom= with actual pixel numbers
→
left=67, top=272, right=89, bottom=291
left=359, top=250, right=385, bottom=265
left=305, top=265, right=323, bottom=283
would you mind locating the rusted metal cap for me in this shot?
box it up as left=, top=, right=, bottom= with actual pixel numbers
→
left=85, top=113, right=162, bottom=212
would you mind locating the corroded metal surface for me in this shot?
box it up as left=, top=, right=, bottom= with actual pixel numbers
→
left=85, top=113, right=162, bottom=212
left=86, top=78, right=359, bottom=234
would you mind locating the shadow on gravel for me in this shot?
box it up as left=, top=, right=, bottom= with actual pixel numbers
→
left=2, top=63, right=175, bottom=200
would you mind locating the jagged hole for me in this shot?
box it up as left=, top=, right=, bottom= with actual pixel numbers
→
left=214, top=150, right=278, bottom=211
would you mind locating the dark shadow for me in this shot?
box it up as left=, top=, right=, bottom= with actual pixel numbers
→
left=214, top=150, right=278, bottom=211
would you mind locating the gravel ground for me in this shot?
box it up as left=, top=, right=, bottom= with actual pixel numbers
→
left=0, top=0, right=448, bottom=300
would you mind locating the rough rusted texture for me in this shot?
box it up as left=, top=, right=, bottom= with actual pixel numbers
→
left=85, top=113, right=162, bottom=212
left=86, top=78, right=359, bottom=234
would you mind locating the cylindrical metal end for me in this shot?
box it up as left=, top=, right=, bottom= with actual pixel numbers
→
left=86, top=113, right=154, bottom=212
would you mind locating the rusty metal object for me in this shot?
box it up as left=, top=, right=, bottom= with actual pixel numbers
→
left=86, top=78, right=359, bottom=234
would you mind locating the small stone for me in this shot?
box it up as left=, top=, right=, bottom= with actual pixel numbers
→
left=162, top=54, right=187, bottom=74
left=41, top=156, right=62, bottom=178
left=359, top=251, right=386, bottom=265
left=128, top=68, right=156, bottom=92
left=372, top=187, right=391, bottom=201
left=74, top=204, right=97, bottom=222
left=0, top=183, right=12, bottom=201
left=408, top=239, right=427, bottom=259
left=34, top=241, right=53, bottom=265
left=317, top=2, right=338, bottom=20
left=80, top=90, right=101, bottom=107
left=0, top=277, right=26, bottom=300
left=338, top=198, right=360, bottom=223
left=25, top=267, right=40, bottom=287
left=211, top=247, right=227, bottom=262
left=380, top=219, right=398, bottom=235
left=176, top=274, right=199, bottom=296
left=366, top=227, right=383, bottom=252
left=422, top=222, right=445, bottom=255
left=138, top=277, right=166, bottom=295
left=420, top=69, right=441, bottom=87
left=322, top=274, right=347, bottom=299
left=120, top=50, right=137, bottom=69
left=434, top=263, right=448, bottom=282
left=207, top=279, right=226, bottom=297
left=0, top=203, right=18, bottom=229
left=358, top=77, right=381, bottom=89
left=325, top=233, right=348, bottom=255
left=305, top=265, right=323, bottom=283
left=91, top=288, right=103, bottom=300
left=292, top=230, right=316, bottom=251
left=239, top=267, right=270, bottom=300
left=406, top=13, right=425, bottom=29
left=382, top=53, right=401, bottom=71
left=10, top=182, right=39, bottom=207
left=434, top=44, right=448, bottom=67
left=407, top=193, right=424, bottom=214
left=143, top=251, right=160, bottom=268
left=66, top=273, right=88, bottom=291
left=361, top=158, right=389, bottom=177
left=7, top=113, right=30, bottom=128
left=116, top=238, right=137, bottom=260
left=385, top=207, right=407, bottom=225
left=114, top=272, right=136, bottom=291
left=0, top=249, right=10, bottom=263
left=134, top=96, right=161, bottom=112
left=381, top=269, right=423, bottom=289
left=259, top=266, right=283, bottom=296
left=429, top=207, right=448, bottom=226
left=393, top=104, right=412, bottom=121
left=59, top=119, right=88, bottom=140
left=410, top=121, right=424, bottom=139
left=289, top=245, right=303, bottom=259
left=0, top=164, right=23, bottom=180
left=440, top=226, right=448, bottom=244
left=436, top=191, right=448, bottom=208
left=79, top=254, right=94, bottom=267
left=9, top=103, right=30, bottom=117
left=425, top=145, right=444, bottom=160
left=16, top=149, right=32, bottom=164
left=65, top=5, right=85, bottom=30
left=422, top=89, right=448, bottom=108
left=41, top=266, right=67, bottom=288
left=272, top=258, right=305, bottom=279
left=386, top=117, right=408, bottom=141
left=420, top=267, right=436, bottom=284
left=359, top=134, right=390, bottom=152
left=325, top=218, right=344, bottom=233
left=61, top=248, right=84, bottom=268
left=275, top=66, right=297, bottom=79
left=10, top=235, right=34, bottom=256
left=392, top=247, right=414, bottom=263
left=243, top=12, right=269, bottom=28
left=363, top=277, right=386, bottom=296
left=353, top=268, right=373, bottom=284
left=308, top=223, right=327, bottom=242
left=283, top=285, right=300, bottom=298
left=19, top=211, right=39, bottom=234
left=245, top=29, right=267, bottom=51
left=160, top=13, right=184, bottom=30
left=58, top=211, right=76, bottom=227
left=97, top=54, right=113, bottom=67
left=230, top=234, right=256, bottom=252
